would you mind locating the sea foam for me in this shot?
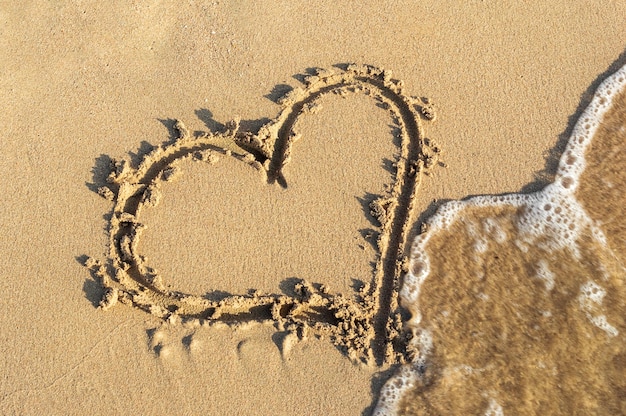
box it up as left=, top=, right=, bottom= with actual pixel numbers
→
left=374, top=61, right=626, bottom=415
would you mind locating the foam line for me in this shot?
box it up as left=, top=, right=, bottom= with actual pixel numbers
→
left=374, top=61, right=626, bottom=415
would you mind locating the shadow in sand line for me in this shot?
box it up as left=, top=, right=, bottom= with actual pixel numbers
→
left=356, top=192, right=388, bottom=227
left=78, top=255, right=105, bottom=308
left=86, top=154, right=115, bottom=194
left=194, top=108, right=225, bottom=133
left=265, top=84, right=294, bottom=104
left=158, top=118, right=181, bottom=144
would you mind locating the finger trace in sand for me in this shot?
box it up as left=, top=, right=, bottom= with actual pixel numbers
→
left=375, top=61, right=626, bottom=414
left=85, top=65, right=439, bottom=365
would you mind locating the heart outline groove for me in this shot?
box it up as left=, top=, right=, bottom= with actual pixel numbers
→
left=85, top=64, right=440, bottom=365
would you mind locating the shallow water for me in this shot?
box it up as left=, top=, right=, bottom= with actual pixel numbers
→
left=375, top=65, right=626, bottom=415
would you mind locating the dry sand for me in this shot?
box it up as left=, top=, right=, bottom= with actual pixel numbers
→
left=1, top=1, right=626, bottom=415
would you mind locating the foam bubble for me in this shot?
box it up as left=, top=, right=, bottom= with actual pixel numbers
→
left=556, top=62, right=626, bottom=186
left=579, top=280, right=606, bottom=306
left=372, top=364, right=418, bottom=416
left=578, top=280, right=619, bottom=337
left=372, top=329, right=432, bottom=415
left=589, top=315, right=619, bottom=337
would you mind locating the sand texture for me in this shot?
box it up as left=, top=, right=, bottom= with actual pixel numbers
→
left=1, top=1, right=626, bottom=415
left=84, top=64, right=442, bottom=367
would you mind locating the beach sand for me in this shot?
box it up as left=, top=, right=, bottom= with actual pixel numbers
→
left=1, top=1, right=625, bottom=414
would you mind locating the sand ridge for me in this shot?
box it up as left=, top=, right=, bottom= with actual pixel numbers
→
left=84, top=64, right=441, bottom=365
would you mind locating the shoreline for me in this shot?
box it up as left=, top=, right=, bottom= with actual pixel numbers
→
left=1, top=2, right=626, bottom=414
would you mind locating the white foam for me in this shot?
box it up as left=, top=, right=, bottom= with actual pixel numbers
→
left=372, top=364, right=418, bottom=416
left=399, top=183, right=599, bottom=325
left=467, top=220, right=489, bottom=253
left=483, top=217, right=507, bottom=244
left=589, top=315, right=619, bottom=337
left=385, top=61, right=626, bottom=414
left=484, top=398, right=504, bottom=416
left=579, top=280, right=606, bottom=306
left=535, top=260, right=555, bottom=291
left=372, top=329, right=432, bottom=415
left=513, top=184, right=597, bottom=257
left=556, top=62, right=626, bottom=188
left=578, top=280, right=619, bottom=337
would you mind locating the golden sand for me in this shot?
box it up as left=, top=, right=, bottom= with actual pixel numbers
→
left=2, top=2, right=626, bottom=415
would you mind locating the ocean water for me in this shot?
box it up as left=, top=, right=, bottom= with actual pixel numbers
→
left=375, top=63, right=626, bottom=415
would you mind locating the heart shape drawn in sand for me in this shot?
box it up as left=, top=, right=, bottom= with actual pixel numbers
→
left=85, top=64, right=440, bottom=365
